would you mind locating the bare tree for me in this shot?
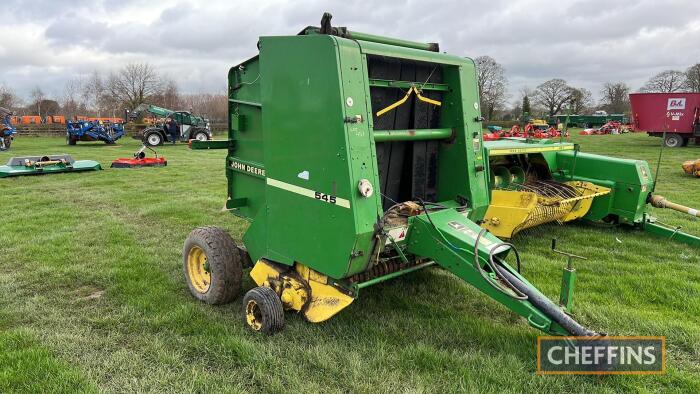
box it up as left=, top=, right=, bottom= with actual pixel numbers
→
left=599, top=82, right=630, bottom=114
left=39, top=99, right=60, bottom=116
left=108, top=63, right=164, bottom=111
left=533, top=79, right=572, bottom=116
left=151, top=79, right=181, bottom=109
left=181, top=93, right=228, bottom=123
left=0, top=84, right=19, bottom=109
left=30, top=86, right=45, bottom=117
left=686, top=63, right=700, bottom=92
left=568, top=88, right=593, bottom=114
left=474, top=56, right=508, bottom=120
left=641, top=70, right=688, bottom=93
left=61, top=78, right=86, bottom=119
left=83, top=72, right=101, bottom=114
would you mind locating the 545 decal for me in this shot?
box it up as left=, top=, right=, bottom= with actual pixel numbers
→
left=315, top=191, right=337, bottom=204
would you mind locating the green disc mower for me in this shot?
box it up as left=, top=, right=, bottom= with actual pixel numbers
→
left=183, top=14, right=605, bottom=337
left=0, top=154, right=102, bottom=178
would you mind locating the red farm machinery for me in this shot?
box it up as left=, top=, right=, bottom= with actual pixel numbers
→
left=630, top=93, right=700, bottom=148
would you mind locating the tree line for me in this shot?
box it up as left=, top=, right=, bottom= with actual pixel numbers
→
left=0, top=63, right=228, bottom=123
left=3, top=60, right=698, bottom=124
left=474, top=56, right=700, bottom=121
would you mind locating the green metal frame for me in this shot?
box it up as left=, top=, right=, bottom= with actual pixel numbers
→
left=197, top=20, right=605, bottom=337
left=0, top=157, right=101, bottom=178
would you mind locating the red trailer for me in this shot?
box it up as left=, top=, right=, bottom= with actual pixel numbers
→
left=630, top=93, right=700, bottom=147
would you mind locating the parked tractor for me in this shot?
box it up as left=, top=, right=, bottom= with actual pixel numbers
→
left=0, top=107, right=17, bottom=151
left=183, top=14, right=698, bottom=339
left=130, top=104, right=211, bottom=146
left=66, top=120, right=125, bottom=145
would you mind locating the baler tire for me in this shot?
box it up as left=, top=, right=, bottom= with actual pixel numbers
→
left=242, top=286, right=284, bottom=334
left=183, top=226, right=242, bottom=305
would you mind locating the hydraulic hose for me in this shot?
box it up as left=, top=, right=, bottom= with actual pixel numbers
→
left=416, top=199, right=599, bottom=336
left=494, top=265, right=598, bottom=337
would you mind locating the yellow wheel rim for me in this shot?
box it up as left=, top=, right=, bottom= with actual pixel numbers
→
left=187, top=245, right=211, bottom=293
left=246, top=300, right=263, bottom=331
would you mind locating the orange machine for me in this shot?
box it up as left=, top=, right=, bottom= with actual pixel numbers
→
left=85, top=117, right=124, bottom=124
left=46, top=115, right=66, bottom=124
left=20, top=116, right=42, bottom=124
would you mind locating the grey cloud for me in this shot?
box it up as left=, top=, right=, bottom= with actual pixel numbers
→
left=1, top=0, right=698, bottom=100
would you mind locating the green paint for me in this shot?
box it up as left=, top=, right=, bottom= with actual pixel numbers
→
left=644, top=221, right=700, bottom=247
left=0, top=156, right=101, bottom=178
left=203, top=22, right=600, bottom=336
left=554, top=150, right=654, bottom=224
left=373, top=128, right=452, bottom=142
left=559, top=268, right=576, bottom=313
left=406, top=208, right=569, bottom=336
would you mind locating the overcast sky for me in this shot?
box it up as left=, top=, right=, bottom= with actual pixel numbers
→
left=1, top=0, right=698, bottom=104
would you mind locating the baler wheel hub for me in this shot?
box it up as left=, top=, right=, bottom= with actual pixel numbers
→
left=187, top=245, right=211, bottom=293
left=245, top=300, right=263, bottom=331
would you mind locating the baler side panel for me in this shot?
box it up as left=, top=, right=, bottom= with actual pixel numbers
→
left=257, top=35, right=377, bottom=279
left=227, top=57, right=266, bottom=222
left=438, top=62, right=490, bottom=219
left=554, top=151, right=653, bottom=223
left=336, top=39, right=385, bottom=277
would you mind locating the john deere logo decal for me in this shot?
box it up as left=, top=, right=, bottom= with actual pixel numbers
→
left=230, top=159, right=266, bottom=177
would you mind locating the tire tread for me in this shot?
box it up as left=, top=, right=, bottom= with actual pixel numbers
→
left=242, top=286, right=284, bottom=334
left=183, top=226, right=242, bottom=304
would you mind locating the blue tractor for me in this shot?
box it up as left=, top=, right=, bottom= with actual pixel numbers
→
left=0, top=107, right=17, bottom=151
left=66, top=120, right=125, bottom=145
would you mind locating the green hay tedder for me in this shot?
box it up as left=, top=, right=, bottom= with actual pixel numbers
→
left=183, top=14, right=699, bottom=337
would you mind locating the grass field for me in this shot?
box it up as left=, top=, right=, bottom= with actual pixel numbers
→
left=1, top=132, right=699, bottom=393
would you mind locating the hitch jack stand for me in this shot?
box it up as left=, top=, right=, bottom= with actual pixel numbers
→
left=552, top=239, right=587, bottom=313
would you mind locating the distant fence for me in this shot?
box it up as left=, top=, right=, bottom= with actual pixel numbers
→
left=14, top=123, right=228, bottom=137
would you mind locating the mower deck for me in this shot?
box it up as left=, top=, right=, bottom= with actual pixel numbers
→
left=0, top=155, right=102, bottom=178
left=111, top=145, right=167, bottom=168
left=111, top=157, right=167, bottom=168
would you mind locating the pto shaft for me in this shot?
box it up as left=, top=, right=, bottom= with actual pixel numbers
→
left=650, top=195, right=700, bottom=218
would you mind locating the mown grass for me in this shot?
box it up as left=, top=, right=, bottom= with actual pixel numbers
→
left=0, top=132, right=698, bottom=393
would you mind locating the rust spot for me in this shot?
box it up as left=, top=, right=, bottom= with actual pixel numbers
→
left=408, top=130, right=416, bottom=136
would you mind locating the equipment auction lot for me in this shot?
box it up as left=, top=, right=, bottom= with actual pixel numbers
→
left=1, top=132, right=698, bottom=392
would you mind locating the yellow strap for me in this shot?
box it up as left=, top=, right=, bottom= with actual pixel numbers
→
left=415, top=89, right=442, bottom=106
left=376, top=87, right=414, bottom=117
left=375, top=86, right=442, bottom=117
